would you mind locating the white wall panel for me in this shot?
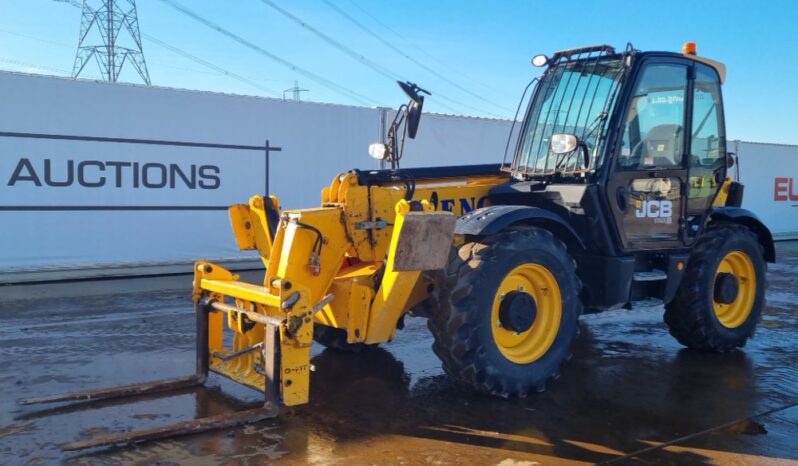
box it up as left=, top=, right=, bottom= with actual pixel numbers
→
left=2, top=70, right=793, bottom=282
left=401, top=112, right=516, bottom=167
left=0, top=71, right=380, bottom=278
left=735, top=140, right=798, bottom=239
left=385, top=110, right=516, bottom=168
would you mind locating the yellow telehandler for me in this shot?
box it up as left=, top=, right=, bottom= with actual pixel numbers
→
left=22, top=43, right=774, bottom=450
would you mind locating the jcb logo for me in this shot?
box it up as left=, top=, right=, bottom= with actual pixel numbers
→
left=635, top=199, right=673, bottom=218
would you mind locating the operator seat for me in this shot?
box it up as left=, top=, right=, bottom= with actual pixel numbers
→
left=641, top=124, right=683, bottom=167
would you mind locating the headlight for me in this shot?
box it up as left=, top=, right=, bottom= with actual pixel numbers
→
left=368, top=143, right=388, bottom=160
left=532, top=54, right=549, bottom=67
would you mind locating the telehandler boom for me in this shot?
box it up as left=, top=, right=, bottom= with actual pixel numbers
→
left=21, top=42, right=774, bottom=450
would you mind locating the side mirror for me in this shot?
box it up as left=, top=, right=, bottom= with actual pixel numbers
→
left=406, top=98, right=424, bottom=139
left=550, top=133, right=578, bottom=154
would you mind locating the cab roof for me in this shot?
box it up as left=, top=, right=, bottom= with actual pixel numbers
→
left=546, top=44, right=726, bottom=84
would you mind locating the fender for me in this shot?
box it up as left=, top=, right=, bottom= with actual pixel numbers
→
left=455, top=205, right=586, bottom=250
left=710, top=207, right=775, bottom=262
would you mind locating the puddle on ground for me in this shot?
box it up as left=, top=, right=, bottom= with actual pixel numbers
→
left=2, top=246, right=798, bottom=465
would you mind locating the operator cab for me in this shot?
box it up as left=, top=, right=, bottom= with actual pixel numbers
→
left=494, top=43, right=730, bottom=255
left=483, top=42, right=753, bottom=311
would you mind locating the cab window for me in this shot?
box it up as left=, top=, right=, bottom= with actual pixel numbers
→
left=690, top=65, right=725, bottom=169
left=617, top=64, right=688, bottom=170
left=687, top=64, right=726, bottom=215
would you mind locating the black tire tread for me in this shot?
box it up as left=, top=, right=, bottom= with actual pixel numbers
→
left=428, top=226, right=583, bottom=397
left=664, top=224, right=766, bottom=352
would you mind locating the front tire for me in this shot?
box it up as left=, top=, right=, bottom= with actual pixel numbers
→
left=664, top=224, right=766, bottom=351
left=429, top=227, right=582, bottom=397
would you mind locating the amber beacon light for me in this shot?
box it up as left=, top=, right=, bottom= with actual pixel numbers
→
left=683, top=41, right=697, bottom=55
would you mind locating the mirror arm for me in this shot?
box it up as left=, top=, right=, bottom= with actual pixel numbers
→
left=580, top=142, right=590, bottom=169
left=394, top=99, right=413, bottom=169
left=385, top=105, right=409, bottom=169
left=554, top=141, right=590, bottom=172
left=380, top=83, right=429, bottom=171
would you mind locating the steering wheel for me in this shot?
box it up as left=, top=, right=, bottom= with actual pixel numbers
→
left=618, top=139, right=646, bottom=168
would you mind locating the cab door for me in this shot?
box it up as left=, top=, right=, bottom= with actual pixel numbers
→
left=606, top=59, right=691, bottom=250
left=684, top=63, right=727, bottom=243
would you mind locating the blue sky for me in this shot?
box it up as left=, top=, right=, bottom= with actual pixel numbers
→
left=1, top=0, right=797, bottom=144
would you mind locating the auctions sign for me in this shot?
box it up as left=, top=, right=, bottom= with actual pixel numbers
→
left=6, top=158, right=221, bottom=190
left=0, top=138, right=265, bottom=209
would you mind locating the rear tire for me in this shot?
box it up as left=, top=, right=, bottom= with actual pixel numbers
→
left=429, top=227, right=582, bottom=397
left=664, top=224, right=766, bottom=351
left=313, top=324, right=371, bottom=352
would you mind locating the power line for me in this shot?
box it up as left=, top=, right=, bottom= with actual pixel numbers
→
left=52, top=0, right=82, bottom=8
left=346, top=0, right=508, bottom=98
left=0, top=27, right=74, bottom=49
left=142, top=34, right=282, bottom=96
left=0, top=56, right=71, bottom=75
left=0, top=26, right=225, bottom=78
left=257, top=0, right=501, bottom=117
left=258, top=0, right=399, bottom=82
left=50, top=0, right=281, bottom=95
left=53, top=0, right=503, bottom=115
left=322, top=0, right=512, bottom=113
left=156, top=0, right=380, bottom=107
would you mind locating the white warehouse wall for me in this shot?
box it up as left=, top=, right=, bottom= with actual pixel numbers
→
left=1, top=71, right=796, bottom=282
left=734, top=141, right=798, bottom=239
left=395, top=111, right=518, bottom=168
left=0, top=71, right=514, bottom=281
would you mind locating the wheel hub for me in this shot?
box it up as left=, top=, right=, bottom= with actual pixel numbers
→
left=498, top=291, right=538, bottom=333
left=714, top=272, right=739, bottom=304
left=491, top=262, right=562, bottom=364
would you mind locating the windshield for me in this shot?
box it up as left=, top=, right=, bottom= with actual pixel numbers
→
left=514, top=56, right=626, bottom=177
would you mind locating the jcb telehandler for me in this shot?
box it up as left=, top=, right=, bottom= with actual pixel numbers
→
left=23, top=42, right=774, bottom=450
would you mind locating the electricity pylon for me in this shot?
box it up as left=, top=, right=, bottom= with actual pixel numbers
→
left=72, top=0, right=151, bottom=85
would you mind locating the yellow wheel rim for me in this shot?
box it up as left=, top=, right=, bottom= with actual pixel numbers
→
left=713, top=250, right=756, bottom=328
left=491, top=263, right=562, bottom=364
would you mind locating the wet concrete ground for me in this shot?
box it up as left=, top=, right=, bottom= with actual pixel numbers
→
left=1, top=243, right=798, bottom=465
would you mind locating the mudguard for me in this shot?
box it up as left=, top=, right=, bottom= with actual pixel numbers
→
left=455, top=205, right=585, bottom=250
left=710, top=207, right=776, bottom=262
